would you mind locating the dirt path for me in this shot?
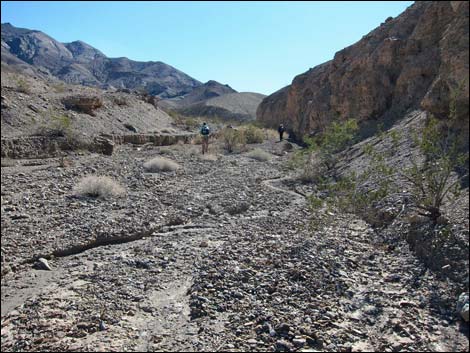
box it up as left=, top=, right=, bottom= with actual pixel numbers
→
left=1, top=141, right=468, bottom=352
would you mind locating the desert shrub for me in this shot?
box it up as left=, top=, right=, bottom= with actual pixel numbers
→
left=266, top=128, right=281, bottom=141
left=221, top=128, right=246, bottom=153
left=307, top=121, right=399, bottom=228
left=308, top=142, right=398, bottom=227
left=49, top=114, right=73, bottom=137
left=52, top=82, right=67, bottom=93
left=158, top=147, right=173, bottom=155
left=113, top=96, right=128, bottom=106
left=191, top=134, right=204, bottom=145
left=143, top=157, right=180, bottom=172
left=34, top=112, right=88, bottom=150
left=308, top=91, right=469, bottom=228
left=293, top=119, right=359, bottom=182
left=15, top=77, right=31, bottom=94
left=1, top=158, right=16, bottom=167
left=247, top=148, right=271, bottom=162
left=185, top=117, right=201, bottom=130
left=306, top=119, right=359, bottom=173
left=401, top=114, right=468, bottom=223
left=199, top=153, right=218, bottom=162
left=73, top=176, right=125, bottom=199
left=242, top=125, right=265, bottom=144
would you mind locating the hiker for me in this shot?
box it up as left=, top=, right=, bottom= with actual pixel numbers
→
left=278, top=123, right=285, bottom=142
left=200, top=122, right=210, bottom=154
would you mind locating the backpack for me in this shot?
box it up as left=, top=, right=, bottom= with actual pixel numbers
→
left=201, top=125, right=210, bottom=135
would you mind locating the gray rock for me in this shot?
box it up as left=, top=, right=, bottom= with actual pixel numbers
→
left=457, top=293, right=469, bottom=322
left=34, top=258, right=52, bottom=271
left=293, top=337, right=307, bottom=347
left=275, top=339, right=294, bottom=352
left=93, top=137, right=114, bottom=156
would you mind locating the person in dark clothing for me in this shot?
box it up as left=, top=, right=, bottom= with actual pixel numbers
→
left=200, top=122, right=210, bottom=154
left=278, top=124, right=285, bottom=141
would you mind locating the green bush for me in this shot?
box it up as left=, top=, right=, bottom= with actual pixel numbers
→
left=16, top=77, right=31, bottom=94
left=306, top=118, right=359, bottom=173
left=242, top=125, right=265, bottom=144
left=221, top=128, right=246, bottom=153
left=36, top=113, right=73, bottom=138
left=402, top=114, right=468, bottom=223
left=296, top=119, right=359, bottom=182
left=308, top=90, right=469, bottom=228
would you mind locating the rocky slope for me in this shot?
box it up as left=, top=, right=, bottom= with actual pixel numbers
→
left=257, top=1, right=469, bottom=141
left=160, top=80, right=238, bottom=110
left=0, top=68, right=185, bottom=139
left=177, top=92, right=266, bottom=121
left=1, top=23, right=201, bottom=98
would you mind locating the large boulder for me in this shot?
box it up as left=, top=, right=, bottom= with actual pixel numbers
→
left=457, top=293, right=469, bottom=322
left=93, top=136, right=114, bottom=155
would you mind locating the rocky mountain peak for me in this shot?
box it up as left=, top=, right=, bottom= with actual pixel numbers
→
left=1, top=23, right=201, bottom=98
left=64, top=40, right=106, bottom=61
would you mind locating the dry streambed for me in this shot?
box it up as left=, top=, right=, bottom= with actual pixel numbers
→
left=1, top=141, right=468, bottom=352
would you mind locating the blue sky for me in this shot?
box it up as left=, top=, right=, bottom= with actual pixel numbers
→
left=1, top=1, right=413, bottom=95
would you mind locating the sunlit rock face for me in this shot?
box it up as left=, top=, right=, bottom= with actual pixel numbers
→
left=257, top=1, right=469, bottom=141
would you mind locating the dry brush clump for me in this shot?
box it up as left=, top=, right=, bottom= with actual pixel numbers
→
left=15, top=77, right=31, bottom=94
left=73, top=175, right=125, bottom=199
left=143, top=157, right=180, bottom=172
left=247, top=148, right=271, bottom=162
left=199, top=153, right=218, bottom=162
left=1, top=158, right=17, bottom=167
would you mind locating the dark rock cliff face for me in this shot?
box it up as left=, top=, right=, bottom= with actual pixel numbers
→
left=257, top=1, right=469, bottom=141
left=1, top=23, right=201, bottom=98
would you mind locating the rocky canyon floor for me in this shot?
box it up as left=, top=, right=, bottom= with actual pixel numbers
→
left=1, top=139, right=469, bottom=352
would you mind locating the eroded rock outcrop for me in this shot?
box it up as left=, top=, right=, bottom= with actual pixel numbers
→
left=257, top=1, right=469, bottom=141
left=62, top=95, right=103, bottom=116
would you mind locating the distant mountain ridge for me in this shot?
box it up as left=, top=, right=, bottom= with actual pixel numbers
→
left=159, top=80, right=266, bottom=121
left=1, top=22, right=266, bottom=120
left=1, top=22, right=201, bottom=98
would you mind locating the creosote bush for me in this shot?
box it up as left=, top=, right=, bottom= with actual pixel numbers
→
left=73, top=176, right=125, bottom=199
left=242, top=125, right=265, bottom=144
left=143, top=157, right=180, bottom=172
left=307, top=89, right=469, bottom=229
left=292, top=118, right=359, bottom=182
left=401, top=115, right=469, bottom=223
left=221, top=127, right=246, bottom=153
left=15, top=77, right=31, bottom=94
